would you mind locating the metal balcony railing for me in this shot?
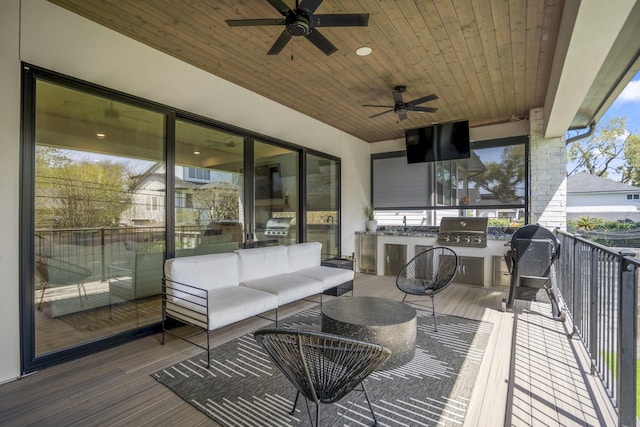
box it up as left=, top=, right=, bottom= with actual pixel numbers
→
left=555, top=230, right=639, bottom=426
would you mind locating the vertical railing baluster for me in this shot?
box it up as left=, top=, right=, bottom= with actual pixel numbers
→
left=590, top=248, right=599, bottom=375
left=617, top=252, right=637, bottom=427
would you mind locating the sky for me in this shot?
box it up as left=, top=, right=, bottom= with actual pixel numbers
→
left=566, top=70, right=640, bottom=177
left=600, top=70, right=640, bottom=132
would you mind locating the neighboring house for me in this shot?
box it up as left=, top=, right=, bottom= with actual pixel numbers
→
left=567, top=172, right=640, bottom=222
left=121, top=163, right=241, bottom=227
left=120, top=163, right=168, bottom=226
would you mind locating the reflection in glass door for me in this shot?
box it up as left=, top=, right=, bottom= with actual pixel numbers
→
left=174, top=120, right=245, bottom=255
left=33, top=79, right=165, bottom=356
left=253, top=141, right=299, bottom=246
left=305, top=153, right=339, bottom=258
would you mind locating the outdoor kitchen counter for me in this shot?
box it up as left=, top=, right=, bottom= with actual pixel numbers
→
left=356, top=227, right=513, bottom=287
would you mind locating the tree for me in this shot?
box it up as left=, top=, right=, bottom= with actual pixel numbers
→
left=192, top=181, right=240, bottom=223
left=35, top=147, right=133, bottom=228
left=567, top=116, right=631, bottom=178
left=468, top=144, right=525, bottom=203
left=621, top=134, right=640, bottom=186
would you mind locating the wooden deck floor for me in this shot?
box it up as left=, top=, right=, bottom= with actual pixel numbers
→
left=0, top=274, right=613, bottom=426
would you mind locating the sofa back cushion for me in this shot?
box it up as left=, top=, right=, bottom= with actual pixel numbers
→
left=236, top=246, right=289, bottom=282
left=164, top=252, right=239, bottom=292
left=288, top=241, right=322, bottom=272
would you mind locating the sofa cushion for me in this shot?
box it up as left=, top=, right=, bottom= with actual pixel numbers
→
left=241, top=274, right=324, bottom=306
left=235, top=246, right=289, bottom=282
left=287, top=241, right=322, bottom=272
left=165, top=286, right=278, bottom=330
left=290, top=266, right=354, bottom=291
left=164, top=253, right=239, bottom=310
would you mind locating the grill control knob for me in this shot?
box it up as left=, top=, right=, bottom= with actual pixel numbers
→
left=453, top=236, right=460, bottom=243
left=473, top=237, right=482, bottom=243
left=464, top=236, right=471, bottom=243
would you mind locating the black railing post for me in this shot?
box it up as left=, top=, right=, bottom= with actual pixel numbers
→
left=589, top=249, right=599, bottom=372
left=100, top=227, right=106, bottom=282
left=573, top=238, right=583, bottom=340
left=617, top=252, right=637, bottom=427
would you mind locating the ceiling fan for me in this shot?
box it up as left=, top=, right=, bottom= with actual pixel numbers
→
left=225, top=0, right=369, bottom=56
left=63, top=100, right=149, bottom=122
left=363, top=86, right=438, bottom=121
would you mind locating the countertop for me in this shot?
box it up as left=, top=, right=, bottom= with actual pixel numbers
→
left=356, top=226, right=515, bottom=241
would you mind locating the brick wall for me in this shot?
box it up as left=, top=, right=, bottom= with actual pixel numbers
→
left=529, top=108, right=567, bottom=230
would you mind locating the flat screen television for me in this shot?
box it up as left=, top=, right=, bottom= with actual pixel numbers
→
left=405, top=120, right=470, bottom=164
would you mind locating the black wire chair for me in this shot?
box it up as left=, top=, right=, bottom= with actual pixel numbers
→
left=253, top=329, right=391, bottom=426
left=395, top=247, right=459, bottom=331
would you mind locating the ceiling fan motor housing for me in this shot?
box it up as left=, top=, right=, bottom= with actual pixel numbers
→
left=286, top=13, right=310, bottom=36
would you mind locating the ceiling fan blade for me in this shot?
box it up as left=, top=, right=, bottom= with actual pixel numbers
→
left=305, top=29, right=337, bottom=55
left=409, top=106, right=438, bottom=113
left=310, top=14, right=370, bottom=27
left=406, top=93, right=438, bottom=107
left=267, top=30, right=293, bottom=55
left=397, top=111, right=408, bottom=121
left=368, top=109, right=394, bottom=118
left=226, top=18, right=285, bottom=27
left=266, top=0, right=292, bottom=15
left=298, top=0, right=324, bottom=15
left=362, top=104, right=394, bottom=108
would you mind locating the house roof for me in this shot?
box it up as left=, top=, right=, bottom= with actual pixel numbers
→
left=567, top=172, right=640, bottom=193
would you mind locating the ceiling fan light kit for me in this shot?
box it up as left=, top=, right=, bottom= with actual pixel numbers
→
left=225, top=0, right=369, bottom=56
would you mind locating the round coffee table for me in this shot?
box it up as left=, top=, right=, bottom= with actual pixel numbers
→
left=321, top=296, right=417, bottom=369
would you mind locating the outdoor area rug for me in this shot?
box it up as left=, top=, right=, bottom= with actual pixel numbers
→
left=153, top=306, right=493, bottom=426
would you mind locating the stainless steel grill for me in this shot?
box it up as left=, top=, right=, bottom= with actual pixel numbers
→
left=264, top=217, right=292, bottom=237
left=437, top=217, right=489, bottom=247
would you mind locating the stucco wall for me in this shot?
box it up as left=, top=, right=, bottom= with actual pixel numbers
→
left=0, top=0, right=21, bottom=384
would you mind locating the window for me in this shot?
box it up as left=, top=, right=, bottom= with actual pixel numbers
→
left=371, top=136, right=527, bottom=226
left=628, top=194, right=639, bottom=200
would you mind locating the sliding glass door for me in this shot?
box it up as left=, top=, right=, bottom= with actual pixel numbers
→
left=32, top=78, right=166, bottom=357
left=305, top=153, right=340, bottom=258
left=174, top=120, right=245, bottom=255
left=22, top=65, right=342, bottom=372
left=253, top=140, right=299, bottom=246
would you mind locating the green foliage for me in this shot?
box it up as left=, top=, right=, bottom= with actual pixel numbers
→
left=568, top=116, right=637, bottom=179
left=574, top=216, right=598, bottom=231
left=621, top=133, right=640, bottom=186
left=363, top=205, right=375, bottom=220
left=35, top=148, right=133, bottom=228
left=468, top=145, right=525, bottom=203
left=567, top=217, right=637, bottom=232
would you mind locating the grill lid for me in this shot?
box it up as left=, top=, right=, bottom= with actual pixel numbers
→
left=439, top=217, right=488, bottom=234
left=437, top=217, right=489, bottom=247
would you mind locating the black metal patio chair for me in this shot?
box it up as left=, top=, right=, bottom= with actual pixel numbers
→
left=396, top=246, right=459, bottom=331
left=253, top=328, right=391, bottom=426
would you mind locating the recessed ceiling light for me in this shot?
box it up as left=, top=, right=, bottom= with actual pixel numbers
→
left=356, top=46, right=372, bottom=56
left=193, top=150, right=201, bottom=155
left=96, top=133, right=106, bottom=139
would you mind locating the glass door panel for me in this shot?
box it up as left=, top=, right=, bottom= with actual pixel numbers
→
left=305, top=154, right=339, bottom=258
left=34, top=80, right=165, bottom=356
left=175, top=120, right=245, bottom=255
left=254, top=141, right=299, bottom=246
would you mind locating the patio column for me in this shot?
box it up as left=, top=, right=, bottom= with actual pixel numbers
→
left=528, top=107, right=567, bottom=230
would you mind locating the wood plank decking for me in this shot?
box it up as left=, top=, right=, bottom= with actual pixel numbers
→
left=0, top=273, right=612, bottom=426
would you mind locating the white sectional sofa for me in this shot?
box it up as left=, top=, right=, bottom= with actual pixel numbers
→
left=161, top=242, right=354, bottom=366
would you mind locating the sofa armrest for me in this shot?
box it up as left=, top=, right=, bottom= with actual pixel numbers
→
left=162, top=277, right=209, bottom=329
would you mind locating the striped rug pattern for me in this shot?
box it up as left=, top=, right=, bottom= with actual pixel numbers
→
left=153, top=306, right=492, bottom=426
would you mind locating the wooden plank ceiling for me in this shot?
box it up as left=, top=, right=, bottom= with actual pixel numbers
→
left=47, top=0, right=564, bottom=143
